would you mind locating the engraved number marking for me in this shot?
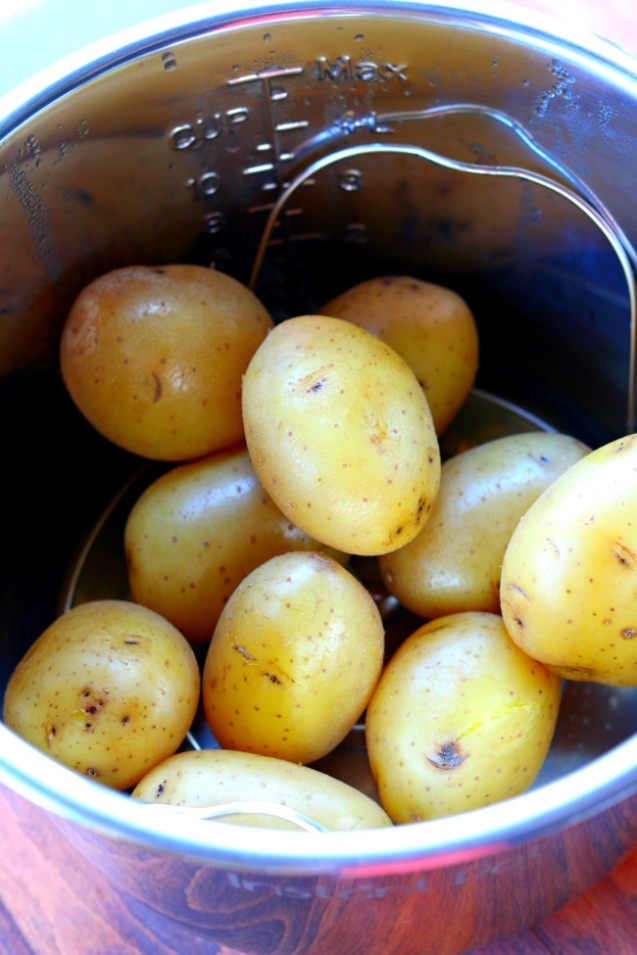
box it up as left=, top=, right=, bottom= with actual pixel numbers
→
left=187, top=172, right=221, bottom=200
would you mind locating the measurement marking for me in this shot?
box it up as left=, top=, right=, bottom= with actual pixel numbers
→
left=283, top=179, right=316, bottom=189
left=227, top=74, right=259, bottom=85
left=260, top=178, right=316, bottom=192
left=228, top=66, right=303, bottom=104
left=256, top=66, right=304, bottom=80
left=275, top=120, right=310, bottom=132
left=226, top=107, right=250, bottom=124
left=228, top=66, right=303, bottom=86
left=243, top=163, right=276, bottom=176
left=291, top=230, right=323, bottom=240
left=226, top=64, right=310, bottom=259
left=266, top=232, right=324, bottom=247
left=248, top=203, right=304, bottom=215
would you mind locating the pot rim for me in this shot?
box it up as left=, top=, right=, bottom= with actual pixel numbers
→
left=2, top=717, right=637, bottom=874
left=1, top=0, right=637, bottom=137
left=2, top=0, right=637, bottom=875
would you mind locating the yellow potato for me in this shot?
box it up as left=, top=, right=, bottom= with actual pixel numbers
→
left=125, top=446, right=348, bottom=643
left=365, top=612, right=561, bottom=822
left=132, top=748, right=393, bottom=831
left=320, top=276, right=479, bottom=434
left=379, top=432, right=590, bottom=618
left=242, top=314, right=441, bottom=556
left=2, top=600, right=200, bottom=790
left=60, top=264, right=273, bottom=461
left=202, top=551, right=384, bottom=764
left=501, top=433, right=637, bottom=686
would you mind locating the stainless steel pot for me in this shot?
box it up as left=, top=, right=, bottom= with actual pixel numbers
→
left=2, top=3, right=637, bottom=953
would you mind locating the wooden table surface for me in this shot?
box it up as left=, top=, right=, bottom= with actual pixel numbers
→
left=2, top=2, right=637, bottom=954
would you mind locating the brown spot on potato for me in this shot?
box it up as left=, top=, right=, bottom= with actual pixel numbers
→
left=612, top=435, right=637, bottom=454
left=264, top=672, right=283, bottom=685
left=426, top=740, right=467, bottom=770
left=614, top=542, right=636, bottom=568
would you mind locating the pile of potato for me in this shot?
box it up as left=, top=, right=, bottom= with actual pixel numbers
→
left=4, top=263, right=637, bottom=831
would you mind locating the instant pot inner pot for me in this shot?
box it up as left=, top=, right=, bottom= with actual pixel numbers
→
left=2, top=0, right=637, bottom=925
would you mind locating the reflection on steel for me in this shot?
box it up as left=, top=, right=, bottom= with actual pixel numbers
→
left=145, top=799, right=328, bottom=832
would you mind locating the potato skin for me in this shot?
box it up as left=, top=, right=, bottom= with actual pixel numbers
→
left=320, top=276, right=478, bottom=435
left=132, top=748, right=392, bottom=831
left=2, top=600, right=200, bottom=790
left=379, top=432, right=590, bottom=618
left=125, top=446, right=347, bottom=643
left=203, top=551, right=384, bottom=764
left=60, top=264, right=273, bottom=461
left=242, top=314, right=441, bottom=556
left=365, top=612, right=561, bottom=822
left=501, top=433, right=637, bottom=686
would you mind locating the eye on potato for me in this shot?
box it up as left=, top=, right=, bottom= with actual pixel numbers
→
left=365, top=611, right=561, bottom=822
left=501, top=433, right=637, bottom=686
left=59, top=264, right=273, bottom=461
left=132, top=748, right=393, bottom=831
left=319, top=275, right=478, bottom=435
left=242, top=314, right=441, bottom=556
left=202, top=551, right=384, bottom=764
left=379, top=431, right=590, bottom=619
left=125, top=446, right=348, bottom=643
left=2, top=600, right=200, bottom=790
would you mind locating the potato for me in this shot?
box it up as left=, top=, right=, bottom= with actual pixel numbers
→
left=125, top=446, right=348, bottom=643
left=202, top=551, right=384, bottom=764
left=365, top=612, right=561, bottom=822
left=379, top=432, right=590, bottom=619
left=242, top=314, right=441, bottom=556
left=320, top=276, right=478, bottom=435
left=2, top=600, right=200, bottom=790
left=501, top=433, right=637, bottom=686
left=132, top=748, right=393, bottom=831
left=59, top=264, right=273, bottom=461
